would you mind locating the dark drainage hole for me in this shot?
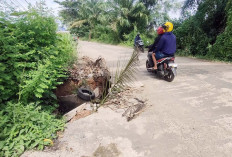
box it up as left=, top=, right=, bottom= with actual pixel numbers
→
left=57, top=88, right=95, bottom=115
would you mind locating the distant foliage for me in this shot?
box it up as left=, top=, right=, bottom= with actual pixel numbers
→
left=57, top=0, right=174, bottom=45
left=122, top=25, right=154, bottom=46
left=174, top=0, right=231, bottom=61
left=210, top=1, right=232, bottom=61
left=174, top=17, right=210, bottom=56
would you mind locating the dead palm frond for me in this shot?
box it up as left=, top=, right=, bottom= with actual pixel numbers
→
left=101, top=49, right=140, bottom=104
left=71, top=19, right=87, bottom=28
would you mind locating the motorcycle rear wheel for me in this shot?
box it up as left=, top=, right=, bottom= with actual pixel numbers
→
left=146, top=60, right=152, bottom=72
left=164, top=69, right=175, bottom=82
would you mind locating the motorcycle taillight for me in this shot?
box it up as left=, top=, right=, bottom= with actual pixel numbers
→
left=170, top=57, right=175, bottom=61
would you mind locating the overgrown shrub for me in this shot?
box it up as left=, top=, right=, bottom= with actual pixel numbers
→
left=19, top=33, right=76, bottom=108
left=209, top=1, right=232, bottom=61
left=92, top=24, right=121, bottom=44
left=0, top=10, right=76, bottom=156
left=121, top=25, right=154, bottom=47
left=174, top=0, right=231, bottom=61
left=0, top=102, right=65, bottom=157
left=0, top=11, right=76, bottom=104
left=0, top=11, right=58, bottom=103
left=174, top=17, right=210, bottom=56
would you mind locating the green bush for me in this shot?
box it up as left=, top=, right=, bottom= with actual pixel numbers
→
left=174, top=17, right=210, bottom=56
left=209, top=1, right=232, bottom=61
left=0, top=11, right=76, bottom=104
left=0, top=10, right=76, bottom=157
left=20, top=33, right=76, bottom=108
left=174, top=0, right=231, bottom=61
left=0, top=102, right=65, bottom=157
left=91, top=24, right=121, bottom=44
left=121, top=25, right=154, bottom=47
left=0, top=11, right=58, bottom=103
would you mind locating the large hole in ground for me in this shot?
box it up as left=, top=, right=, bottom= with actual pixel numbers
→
left=54, top=57, right=111, bottom=114
left=54, top=79, right=111, bottom=114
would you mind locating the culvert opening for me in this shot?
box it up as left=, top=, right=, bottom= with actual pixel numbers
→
left=54, top=57, right=111, bottom=115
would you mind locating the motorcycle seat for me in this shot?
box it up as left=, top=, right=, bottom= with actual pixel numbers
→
left=157, top=57, right=175, bottom=63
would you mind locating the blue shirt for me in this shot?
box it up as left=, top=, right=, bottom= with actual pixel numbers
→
left=155, top=32, right=176, bottom=55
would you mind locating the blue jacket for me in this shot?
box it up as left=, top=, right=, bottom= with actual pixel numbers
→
left=155, top=32, right=176, bottom=55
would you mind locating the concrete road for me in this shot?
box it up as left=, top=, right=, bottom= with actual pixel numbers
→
left=23, top=41, right=232, bottom=157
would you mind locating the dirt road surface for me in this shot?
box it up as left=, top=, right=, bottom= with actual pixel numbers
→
left=23, top=41, right=232, bottom=157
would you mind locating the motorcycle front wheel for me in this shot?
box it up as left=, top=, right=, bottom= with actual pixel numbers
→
left=139, top=46, right=144, bottom=53
left=164, top=69, right=175, bottom=82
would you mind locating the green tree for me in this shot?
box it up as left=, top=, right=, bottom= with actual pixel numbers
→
left=175, top=0, right=231, bottom=61
left=56, top=0, right=81, bottom=23
left=70, top=0, right=106, bottom=40
left=107, top=0, right=149, bottom=40
left=140, top=0, right=157, bottom=8
left=57, top=0, right=178, bottom=44
left=182, top=0, right=203, bottom=11
left=209, top=0, right=232, bottom=61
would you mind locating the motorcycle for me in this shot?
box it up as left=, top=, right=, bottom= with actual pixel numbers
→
left=135, top=40, right=144, bottom=53
left=146, top=53, right=178, bottom=82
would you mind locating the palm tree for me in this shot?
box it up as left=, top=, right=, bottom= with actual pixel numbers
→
left=107, top=0, right=149, bottom=40
left=58, top=0, right=153, bottom=41
left=139, top=0, right=158, bottom=10
left=70, top=0, right=106, bottom=40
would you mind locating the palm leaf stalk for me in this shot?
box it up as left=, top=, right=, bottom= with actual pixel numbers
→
left=100, top=50, right=140, bottom=105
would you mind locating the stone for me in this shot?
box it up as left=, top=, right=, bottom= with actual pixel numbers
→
left=64, top=103, right=93, bottom=122
left=88, top=74, right=93, bottom=78
left=93, top=87, right=100, bottom=98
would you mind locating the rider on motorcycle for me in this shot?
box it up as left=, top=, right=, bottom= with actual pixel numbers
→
left=148, top=22, right=176, bottom=70
left=147, top=26, right=165, bottom=53
left=134, top=33, right=141, bottom=46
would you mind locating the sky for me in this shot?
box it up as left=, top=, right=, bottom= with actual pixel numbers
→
left=1, top=0, right=62, bottom=16
left=26, top=0, right=61, bottom=16
left=2, top=0, right=185, bottom=19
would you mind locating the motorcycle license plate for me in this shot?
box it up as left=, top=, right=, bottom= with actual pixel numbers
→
left=169, top=63, right=178, bottom=68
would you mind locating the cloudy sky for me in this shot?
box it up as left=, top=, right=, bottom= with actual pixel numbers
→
left=3, top=0, right=185, bottom=19
left=2, top=0, right=62, bottom=16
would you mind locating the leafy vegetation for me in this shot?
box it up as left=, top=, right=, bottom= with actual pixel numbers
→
left=0, top=102, right=64, bottom=157
left=1, top=0, right=231, bottom=155
left=0, top=9, right=76, bottom=156
left=174, top=0, right=232, bottom=62
left=57, top=0, right=179, bottom=45
left=101, top=49, right=140, bottom=104
left=210, top=1, right=232, bottom=61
